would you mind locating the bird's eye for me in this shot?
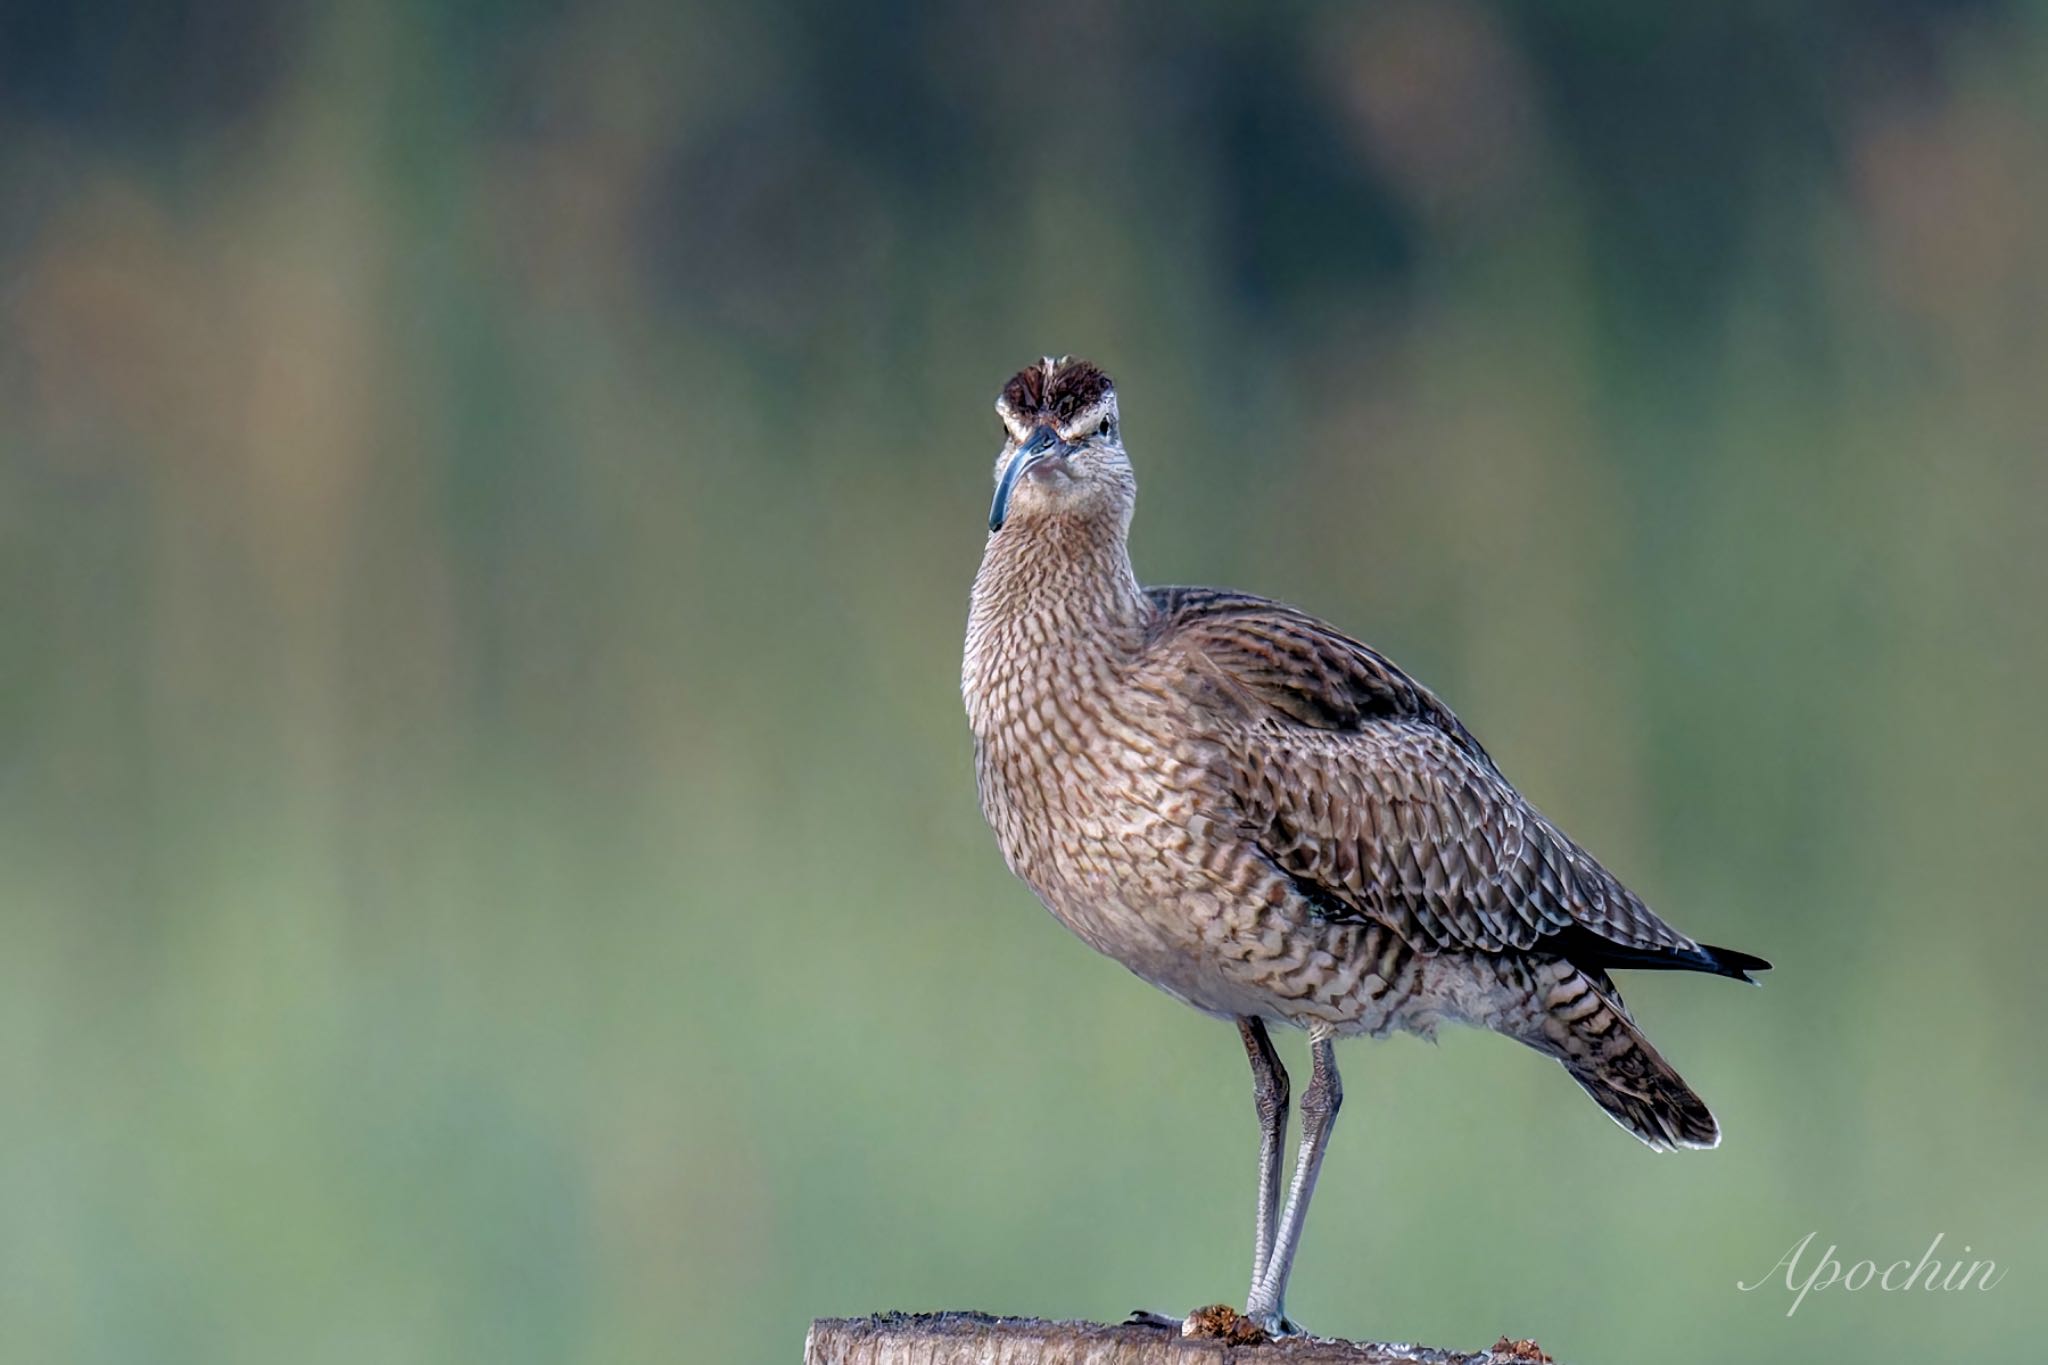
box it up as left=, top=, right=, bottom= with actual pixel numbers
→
left=1097, top=417, right=1115, bottom=439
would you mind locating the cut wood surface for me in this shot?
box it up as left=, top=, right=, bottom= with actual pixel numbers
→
left=804, top=1312, right=1555, bottom=1365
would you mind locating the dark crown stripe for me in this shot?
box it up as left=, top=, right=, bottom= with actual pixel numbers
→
left=1000, top=358, right=1114, bottom=424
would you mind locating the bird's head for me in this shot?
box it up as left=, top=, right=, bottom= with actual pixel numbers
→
left=987, top=357, right=1132, bottom=535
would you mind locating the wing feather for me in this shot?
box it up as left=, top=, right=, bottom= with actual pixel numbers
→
left=1145, top=587, right=1701, bottom=961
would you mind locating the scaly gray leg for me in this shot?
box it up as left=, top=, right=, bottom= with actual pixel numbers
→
left=1236, top=1017, right=1290, bottom=1296
left=1245, top=1025, right=1342, bottom=1336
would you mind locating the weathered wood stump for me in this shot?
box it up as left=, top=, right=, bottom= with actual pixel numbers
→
left=805, top=1311, right=1554, bottom=1365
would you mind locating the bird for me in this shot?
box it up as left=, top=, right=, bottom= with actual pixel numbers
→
left=960, top=356, right=1768, bottom=1338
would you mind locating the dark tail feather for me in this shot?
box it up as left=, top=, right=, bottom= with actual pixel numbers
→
left=1555, top=926, right=1771, bottom=984
left=1694, top=942, right=1772, bottom=982
left=1521, top=968, right=1721, bottom=1151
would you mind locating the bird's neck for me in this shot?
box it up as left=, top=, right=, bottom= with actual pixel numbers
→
left=963, top=515, right=1150, bottom=730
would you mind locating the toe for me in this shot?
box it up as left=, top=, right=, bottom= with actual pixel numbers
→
left=1250, top=1311, right=1308, bottom=1339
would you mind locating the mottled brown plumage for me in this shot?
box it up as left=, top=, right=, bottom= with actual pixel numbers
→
left=962, top=357, right=1767, bottom=1335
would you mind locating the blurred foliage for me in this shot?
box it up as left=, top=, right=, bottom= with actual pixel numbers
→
left=2, top=2, right=2045, bottom=1362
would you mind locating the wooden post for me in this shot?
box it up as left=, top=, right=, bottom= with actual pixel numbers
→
left=805, top=1312, right=1555, bottom=1365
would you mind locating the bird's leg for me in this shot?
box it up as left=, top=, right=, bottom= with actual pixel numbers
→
left=1236, top=1016, right=1290, bottom=1296
left=1245, top=1025, right=1342, bottom=1337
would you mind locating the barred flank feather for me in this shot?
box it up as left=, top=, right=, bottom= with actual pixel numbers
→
left=1521, top=968, right=1720, bottom=1151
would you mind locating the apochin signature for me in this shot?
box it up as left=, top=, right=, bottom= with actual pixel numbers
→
left=1738, top=1231, right=2007, bottom=1316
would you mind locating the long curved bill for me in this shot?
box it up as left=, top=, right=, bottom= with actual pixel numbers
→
left=989, top=426, right=1072, bottom=531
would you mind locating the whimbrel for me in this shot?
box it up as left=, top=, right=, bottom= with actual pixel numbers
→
left=961, top=357, right=1767, bottom=1336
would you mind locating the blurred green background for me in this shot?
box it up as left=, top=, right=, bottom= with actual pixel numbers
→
left=3, top=2, right=2044, bottom=1361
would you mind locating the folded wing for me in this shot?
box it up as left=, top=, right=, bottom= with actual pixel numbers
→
left=1146, top=587, right=1763, bottom=978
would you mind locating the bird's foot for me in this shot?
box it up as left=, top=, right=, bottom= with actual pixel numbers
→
left=1177, top=1303, right=1294, bottom=1345
left=1130, top=1303, right=1309, bottom=1343
left=1251, top=1310, right=1309, bottom=1340
left=1242, top=1300, right=1314, bottom=1339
